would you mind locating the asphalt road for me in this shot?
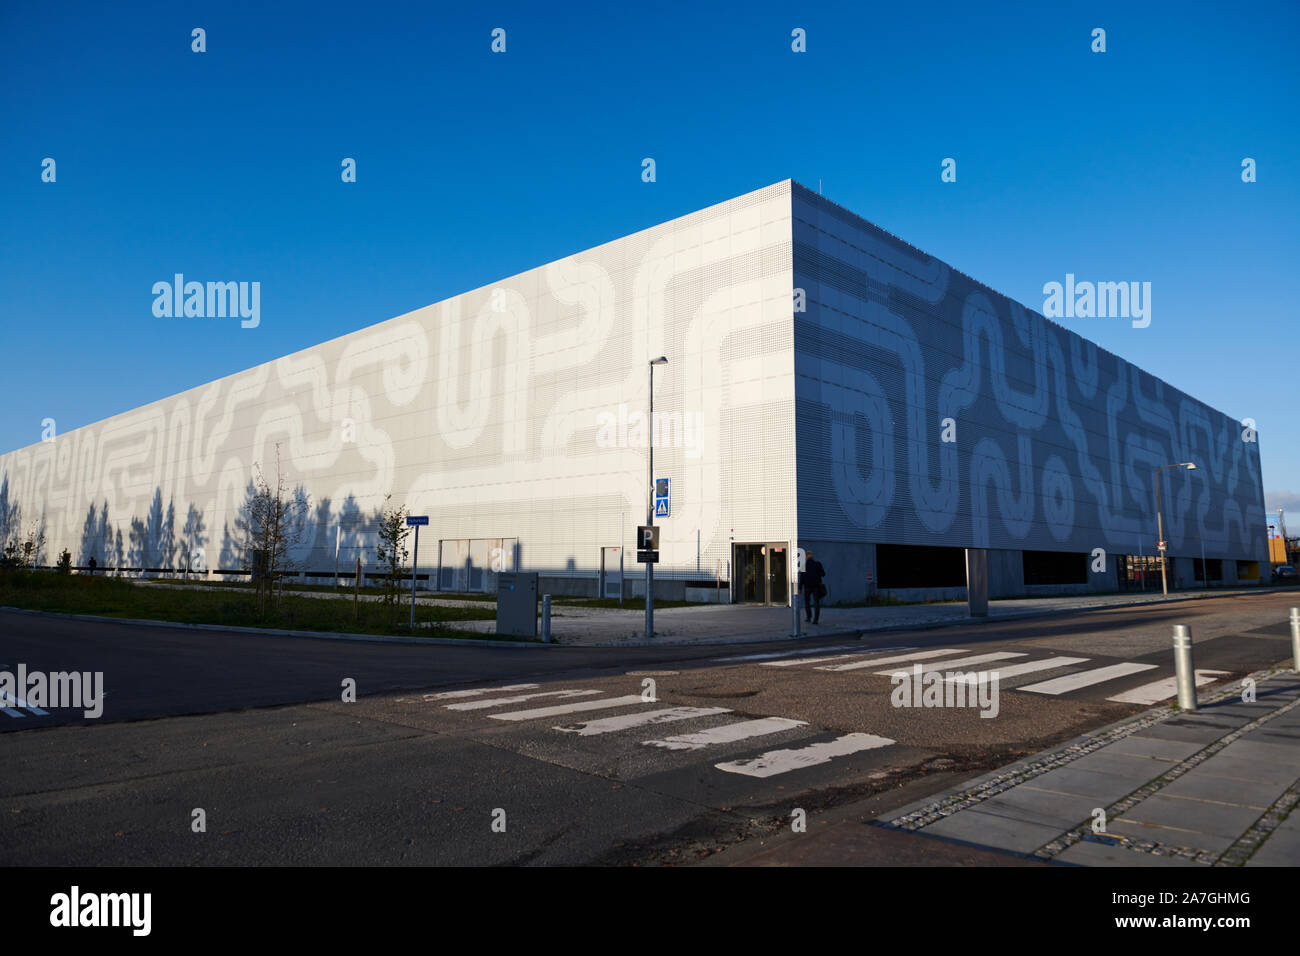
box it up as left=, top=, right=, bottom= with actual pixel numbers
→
left=1, top=592, right=1296, bottom=865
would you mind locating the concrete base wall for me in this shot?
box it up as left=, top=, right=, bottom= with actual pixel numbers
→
left=627, top=577, right=688, bottom=602
left=538, top=575, right=599, bottom=598
left=989, top=549, right=1025, bottom=598
left=1089, top=553, right=1119, bottom=592
left=798, top=540, right=875, bottom=605
left=880, top=586, right=967, bottom=603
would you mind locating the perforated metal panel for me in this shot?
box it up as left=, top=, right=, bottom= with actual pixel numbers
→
left=0, top=183, right=797, bottom=580
left=791, top=183, right=1266, bottom=563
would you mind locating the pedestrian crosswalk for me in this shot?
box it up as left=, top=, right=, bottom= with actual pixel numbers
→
left=743, top=646, right=1232, bottom=702
left=405, top=645, right=1235, bottom=783
left=421, top=682, right=885, bottom=782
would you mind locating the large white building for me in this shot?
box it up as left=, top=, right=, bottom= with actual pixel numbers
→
left=0, top=180, right=1268, bottom=603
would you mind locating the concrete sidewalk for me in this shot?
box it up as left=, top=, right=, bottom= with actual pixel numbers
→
left=733, top=669, right=1300, bottom=867
left=454, top=586, right=1287, bottom=646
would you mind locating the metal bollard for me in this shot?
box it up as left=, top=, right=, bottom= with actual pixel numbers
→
left=1172, top=624, right=1197, bottom=711
left=541, top=594, right=551, bottom=644
left=1291, top=608, right=1300, bottom=674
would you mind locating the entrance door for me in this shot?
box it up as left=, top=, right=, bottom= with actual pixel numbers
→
left=600, top=547, right=623, bottom=601
left=732, top=543, right=790, bottom=605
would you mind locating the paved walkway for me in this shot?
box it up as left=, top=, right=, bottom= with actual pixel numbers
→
left=454, top=586, right=1284, bottom=646
left=738, top=671, right=1300, bottom=867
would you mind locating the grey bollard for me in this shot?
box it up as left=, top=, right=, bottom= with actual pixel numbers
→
left=541, top=594, right=551, bottom=644
left=1172, top=624, right=1197, bottom=711
left=1291, top=608, right=1300, bottom=674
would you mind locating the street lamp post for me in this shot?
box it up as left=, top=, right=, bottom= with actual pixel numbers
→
left=646, top=356, right=668, bottom=640
left=1155, top=461, right=1197, bottom=597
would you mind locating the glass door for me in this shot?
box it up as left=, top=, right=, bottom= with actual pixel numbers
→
left=732, top=543, right=790, bottom=605
left=766, top=544, right=788, bottom=606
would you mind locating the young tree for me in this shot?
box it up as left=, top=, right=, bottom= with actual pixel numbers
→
left=235, top=445, right=312, bottom=615
left=374, top=494, right=411, bottom=621
left=3, top=522, right=46, bottom=569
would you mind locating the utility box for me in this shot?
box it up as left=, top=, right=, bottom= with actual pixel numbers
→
left=496, top=571, right=538, bottom=638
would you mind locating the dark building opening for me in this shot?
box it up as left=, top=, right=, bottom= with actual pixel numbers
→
left=876, top=544, right=966, bottom=589
left=1193, top=558, right=1222, bottom=583
left=1118, top=554, right=1161, bottom=590
left=1022, top=550, right=1088, bottom=586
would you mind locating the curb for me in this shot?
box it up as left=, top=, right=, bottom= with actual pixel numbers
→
left=2, top=585, right=1287, bottom=652
left=532, top=586, right=1285, bottom=648
left=0, top=606, right=548, bottom=649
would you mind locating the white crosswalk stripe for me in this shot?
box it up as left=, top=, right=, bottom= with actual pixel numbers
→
left=943, top=656, right=1089, bottom=683
left=1019, top=662, right=1158, bottom=696
left=718, top=644, right=869, bottom=664
left=1105, top=669, right=1231, bottom=705
left=555, top=706, right=732, bottom=735
left=762, top=653, right=868, bottom=668
left=875, top=651, right=1026, bottom=676
left=445, top=689, right=599, bottom=711
left=820, top=648, right=969, bottom=672
left=715, top=732, right=896, bottom=777
left=422, top=684, right=539, bottom=701
left=489, top=694, right=649, bottom=722
left=643, top=717, right=806, bottom=752
left=0, top=693, right=49, bottom=718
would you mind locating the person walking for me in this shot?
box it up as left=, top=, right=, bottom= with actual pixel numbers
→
left=799, top=550, right=827, bottom=624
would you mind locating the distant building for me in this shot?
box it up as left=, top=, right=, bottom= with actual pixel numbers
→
left=0, top=181, right=1269, bottom=601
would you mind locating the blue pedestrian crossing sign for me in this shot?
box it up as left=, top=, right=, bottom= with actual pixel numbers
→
left=655, top=478, right=670, bottom=518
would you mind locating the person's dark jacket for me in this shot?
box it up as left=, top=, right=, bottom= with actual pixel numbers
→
left=800, top=559, right=826, bottom=596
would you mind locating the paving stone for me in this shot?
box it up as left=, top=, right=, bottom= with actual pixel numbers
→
left=1019, top=766, right=1144, bottom=804
left=969, top=789, right=1095, bottom=830
left=1113, top=794, right=1264, bottom=847
left=1176, top=754, right=1299, bottom=788
left=1140, top=723, right=1238, bottom=746
left=1107, top=736, right=1204, bottom=762
left=1156, top=770, right=1284, bottom=810
left=1109, top=819, right=1235, bottom=854
left=1056, top=838, right=1203, bottom=867
left=923, top=808, right=1065, bottom=854
left=1067, top=750, right=1181, bottom=784
left=1218, top=737, right=1297, bottom=762
left=1242, top=828, right=1300, bottom=866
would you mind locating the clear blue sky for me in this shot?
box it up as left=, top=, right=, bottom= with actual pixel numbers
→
left=2, top=1, right=1297, bottom=523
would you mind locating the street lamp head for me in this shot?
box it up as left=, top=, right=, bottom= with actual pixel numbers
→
left=1182, top=462, right=1197, bottom=470
left=649, top=356, right=668, bottom=366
